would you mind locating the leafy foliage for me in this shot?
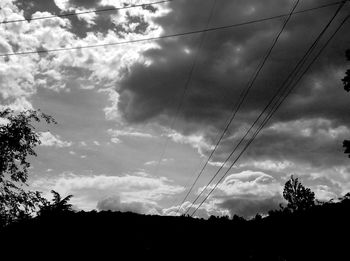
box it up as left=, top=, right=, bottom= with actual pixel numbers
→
left=0, top=109, right=56, bottom=226
left=282, top=175, right=315, bottom=212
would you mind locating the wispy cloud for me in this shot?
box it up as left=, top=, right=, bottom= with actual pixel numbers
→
left=39, top=131, right=72, bottom=148
left=166, top=130, right=212, bottom=157
left=107, top=128, right=154, bottom=143
left=31, top=172, right=184, bottom=211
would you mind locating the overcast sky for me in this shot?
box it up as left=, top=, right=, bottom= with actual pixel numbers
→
left=0, top=0, right=349, bottom=218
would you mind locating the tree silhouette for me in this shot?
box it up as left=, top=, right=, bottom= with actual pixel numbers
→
left=342, top=49, right=350, bottom=92
left=344, top=140, right=350, bottom=158
left=283, top=175, right=315, bottom=212
left=0, top=109, right=55, bottom=226
left=40, top=190, right=73, bottom=216
left=51, top=190, right=73, bottom=212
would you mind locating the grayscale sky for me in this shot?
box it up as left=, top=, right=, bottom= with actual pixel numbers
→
left=0, top=0, right=349, bottom=218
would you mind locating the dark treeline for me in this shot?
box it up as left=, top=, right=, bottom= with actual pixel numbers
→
left=1, top=187, right=350, bottom=260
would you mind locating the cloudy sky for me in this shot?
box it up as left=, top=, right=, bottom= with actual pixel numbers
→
left=1, top=0, right=349, bottom=218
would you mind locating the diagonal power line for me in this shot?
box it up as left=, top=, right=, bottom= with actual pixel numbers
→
left=178, top=0, right=301, bottom=215
left=0, top=1, right=345, bottom=57
left=189, top=2, right=348, bottom=217
left=191, top=14, right=349, bottom=217
left=0, top=0, right=173, bottom=24
left=189, top=1, right=347, bottom=216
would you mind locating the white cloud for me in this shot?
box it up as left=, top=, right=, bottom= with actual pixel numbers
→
left=39, top=131, right=72, bottom=148
left=107, top=128, right=154, bottom=143
left=0, top=3, right=73, bottom=107
left=164, top=171, right=284, bottom=219
left=209, top=171, right=282, bottom=198
left=239, top=160, right=294, bottom=172
left=145, top=160, right=157, bottom=166
left=312, top=185, right=338, bottom=201
left=53, top=0, right=70, bottom=10
left=207, top=161, right=230, bottom=168
left=0, top=97, right=34, bottom=112
left=31, top=172, right=184, bottom=211
left=0, top=0, right=165, bottom=112
left=75, top=9, right=97, bottom=27
left=110, top=137, right=121, bottom=144
left=163, top=200, right=229, bottom=219
left=99, top=88, right=121, bottom=121
left=266, top=118, right=350, bottom=140
left=166, top=130, right=212, bottom=157
left=163, top=171, right=284, bottom=219
left=97, top=195, right=161, bottom=215
left=145, top=158, right=173, bottom=166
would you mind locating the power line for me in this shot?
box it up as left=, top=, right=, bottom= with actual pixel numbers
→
left=0, top=0, right=173, bottom=24
left=190, top=3, right=348, bottom=217
left=171, top=0, right=218, bottom=215
left=177, top=0, right=301, bottom=215
left=0, top=1, right=344, bottom=57
left=190, top=2, right=347, bottom=216
left=256, top=14, right=350, bottom=152
left=153, top=0, right=218, bottom=178
left=191, top=14, right=349, bottom=217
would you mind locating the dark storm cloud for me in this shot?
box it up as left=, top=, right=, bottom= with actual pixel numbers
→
left=208, top=117, right=350, bottom=169
left=301, top=174, right=343, bottom=196
left=15, top=0, right=61, bottom=17
left=96, top=195, right=159, bottom=214
left=64, top=1, right=154, bottom=38
left=116, top=0, right=350, bottom=168
left=217, top=194, right=283, bottom=218
left=97, top=196, right=145, bottom=213
left=14, top=0, right=152, bottom=38
left=14, top=0, right=103, bottom=38
left=67, top=0, right=101, bottom=9
left=117, top=0, right=349, bottom=125
left=64, top=0, right=118, bottom=38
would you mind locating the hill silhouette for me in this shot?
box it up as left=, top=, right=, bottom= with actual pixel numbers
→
left=1, top=194, right=349, bottom=260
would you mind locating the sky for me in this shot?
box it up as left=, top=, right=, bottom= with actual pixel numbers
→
left=0, top=0, right=349, bottom=219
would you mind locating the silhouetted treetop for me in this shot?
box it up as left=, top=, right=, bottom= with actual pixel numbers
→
left=344, top=140, right=350, bottom=158
left=283, top=175, right=315, bottom=212
left=342, top=49, right=350, bottom=92
left=39, top=190, right=73, bottom=216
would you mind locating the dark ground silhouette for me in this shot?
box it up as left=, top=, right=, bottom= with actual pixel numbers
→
left=1, top=194, right=349, bottom=260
